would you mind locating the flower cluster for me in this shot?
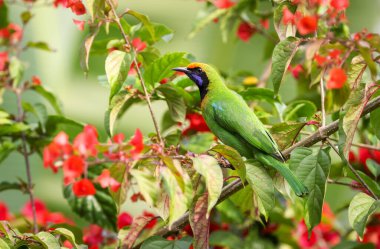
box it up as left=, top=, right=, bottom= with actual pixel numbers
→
left=53, top=0, right=86, bottom=30
left=43, top=125, right=144, bottom=197
left=295, top=204, right=340, bottom=248
left=182, top=113, right=210, bottom=135
left=349, top=148, right=380, bottom=175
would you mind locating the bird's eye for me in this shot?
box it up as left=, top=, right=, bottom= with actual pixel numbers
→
left=196, top=68, right=203, bottom=74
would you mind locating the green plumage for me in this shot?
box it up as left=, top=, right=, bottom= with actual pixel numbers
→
left=175, top=63, right=308, bottom=197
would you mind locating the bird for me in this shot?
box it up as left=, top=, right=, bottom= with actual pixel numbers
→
left=173, top=62, right=308, bottom=197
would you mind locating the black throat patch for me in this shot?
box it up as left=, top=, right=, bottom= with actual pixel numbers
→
left=187, top=68, right=210, bottom=101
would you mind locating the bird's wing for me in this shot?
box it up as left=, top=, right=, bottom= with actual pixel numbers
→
left=211, top=93, right=281, bottom=156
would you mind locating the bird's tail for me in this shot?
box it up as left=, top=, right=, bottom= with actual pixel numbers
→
left=256, top=153, right=308, bottom=197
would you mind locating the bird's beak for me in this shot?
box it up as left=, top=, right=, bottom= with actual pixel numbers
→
left=172, top=67, right=191, bottom=74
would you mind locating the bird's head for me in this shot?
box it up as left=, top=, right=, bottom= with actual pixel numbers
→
left=172, top=62, right=212, bottom=89
left=172, top=63, right=220, bottom=99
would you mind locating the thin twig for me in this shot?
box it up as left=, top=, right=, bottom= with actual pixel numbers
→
left=326, top=139, right=378, bottom=200
left=15, top=89, right=38, bottom=234
left=320, top=70, right=326, bottom=127
left=131, top=95, right=380, bottom=248
left=105, top=1, right=164, bottom=146
left=327, top=179, right=365, bottom=189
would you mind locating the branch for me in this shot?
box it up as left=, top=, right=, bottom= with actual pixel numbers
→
left=15, top=89, right=38, bottom=234
left=106, top=1, right=164, bottom=146
left=132, top=95, right=380, bottom=248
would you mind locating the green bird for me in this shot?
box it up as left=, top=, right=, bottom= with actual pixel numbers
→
left=173, top=62, right=308, bottom=197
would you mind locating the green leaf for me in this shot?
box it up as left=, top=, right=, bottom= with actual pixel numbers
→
left=105, top=90, right=140, bottom=136
left=161, top=166, right=188, bottom=227
left=49, top=223, right=84, bottom=244
left=245, top=160, right=275, bottom=221
left=32, top=85, right=63, bottom=115
left=45, top=115, right=84, bottom=136
left=239, top=88, right=277, bottom=105
left=0, top=181, right=21, bottom=192
left=138, top=22, right=174, bottom=44
left=0, top=141, right=16, bottom=164
left=130, top=168, right=161, bottom=207
left=126, top=9, right=155, bottom=41
left=348, top=171, right=380, bottom=197
left=366, top=159, right=380, bottom=178
left=209, top=231, right=243, bottom=248
left=23, top=102, right=48, bottom=132
left=156, top=84, right=187, bottom=123
left=189, top=193, right=209, bottom=249
left=230, top=187, right=253, bottom=213
left=192, top=155, right=223, bottom=216
left=289, top=147, right=331, bottom=232
left=270, top=121, right=306, bottom=150
left=21, top=11, right=33, bottom=25
left=189, top=8, right=228, bottom=38
left=347, top=55, right=366, bottom=88
left=109, top=163, right=129, bottom=209
left=358, top=46, right=377, bottom=80
left=0, top=123, right=30, bottom=136
left=181, top=133, right=215, bottom=154
left=283, top=100, right=317, bottom=121
left=0, top=238, right=10, bottom=249
left=340, top=83, right=368, bottom=158
left=51, top=227, right=86, bottom=249
left=144, top=52, right=188, bottom=86
left=64, top=184, right=117, bottom=230
left=271, top=37, right=300, bottom=94
left=105, top=50, right=132, bottom=100
left=332, top=240, right=376, bottom=249
left=33, top=232, right=60, bottom=249
left=80, top=23, right=101, bottom=73
left=348, top=192, right=380, bottom=238
left=9, top=57, right=24, bottom=86
left=26, top=41, right=54, bottom=52
left=209, top=144, right=246, bottom=182
left=141, top=236, right=193, bottom=249
left=86, top=0, right=104, bottom=21
left=370, top=108, right=380, bottom=140
left=0, top=3, right=8, bottom=28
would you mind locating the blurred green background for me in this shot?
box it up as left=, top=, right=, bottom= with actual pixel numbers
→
left=1, top=0, right=380, bottom=224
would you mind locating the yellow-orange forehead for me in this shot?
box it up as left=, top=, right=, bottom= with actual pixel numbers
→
left=187, top=63, right=204, bottom=69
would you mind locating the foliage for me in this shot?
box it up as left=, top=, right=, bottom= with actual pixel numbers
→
left=1, top=0, right=380, bottom=248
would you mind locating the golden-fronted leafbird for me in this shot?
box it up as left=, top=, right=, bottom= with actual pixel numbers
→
left=173, top=62, right=308, bottom=197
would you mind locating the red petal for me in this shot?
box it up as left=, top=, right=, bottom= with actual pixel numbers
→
left=237, top=22, right=256, bottom=42
left=213, top=0, right=236, bottom=9
left=0, top=51, right=9, bottom=71
left=296, top=15, right=318, bottom=35
left=129, top=129, right=144, bottom=158
left=72, top=179, right=96, bottom=197
left=117, top=212, right=133, bottom=229
left=327, top=68, right=347, bottom=89
left=73, top=19, right=85, bottom=31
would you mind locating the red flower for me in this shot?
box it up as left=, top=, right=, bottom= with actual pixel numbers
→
left=6, top=23, right=23, bottom=44
left=260, top=19, right=270, bottom=30
left=83, top=224, right=104, bottom=247
left=112, top=133, right=125, bottom=144
left=0, top=28, right=10, bottom=40
left=54, top=131, right=69, bottom=146
left=314, top=53, right=327, bottom=67
left=160, top=78, right=169, bottom=84
left=327, top=68, right=347, bottom=89
left=0, top=51, right=8, bottom=71
left=363, top=224, right=380, bottom=248
left=288, top=64, right=304, bottom=79
left=182, top=113, right=210, bottom=135
left=0, top=202, right=11, bottom=220
left=73, top=19, right=85, bottom=31
left=349, top=150, right=356, bottom=163
left=296, top=15, right=318, bottom=35
left=129, top=129, right=144, bottom=159
left=131, top=38, right=147, bottom=52
left=282, top=7, right=295, bottom=25
left=45, top=212, right=74, bottom=225
left=21, top=199, right=48, bottom=225
left=130, top=192, right=145, bottom=202
left=70, top=1, right=86, bottom=15
left=63, top=155, right=85, bottom=185
left=95, top=169, right=121, bottom=192
left=143, top=211, right=157, bottom=229
left=63, top=241, right=74, bottom=249
left=237, top=22, right=256, bottom=42
left=213, top=0, right=235, bottom=9
left=117, top=212, right=133, bottom=229
left=74, top=125, right=99, bottom=157
left=31, top=76, right=42, bottom=86
left=330, top=0, right=349, bottom=11
left=72, top=179, right=96, bottom=197
left=43, top=143, right=62, bottom=173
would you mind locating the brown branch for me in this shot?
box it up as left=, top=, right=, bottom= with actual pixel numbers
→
left=132, top=95, right=380, bottom=248
left=15, top=89, right=38, bottom=234
left=105, top=0, right=164, bottom=146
